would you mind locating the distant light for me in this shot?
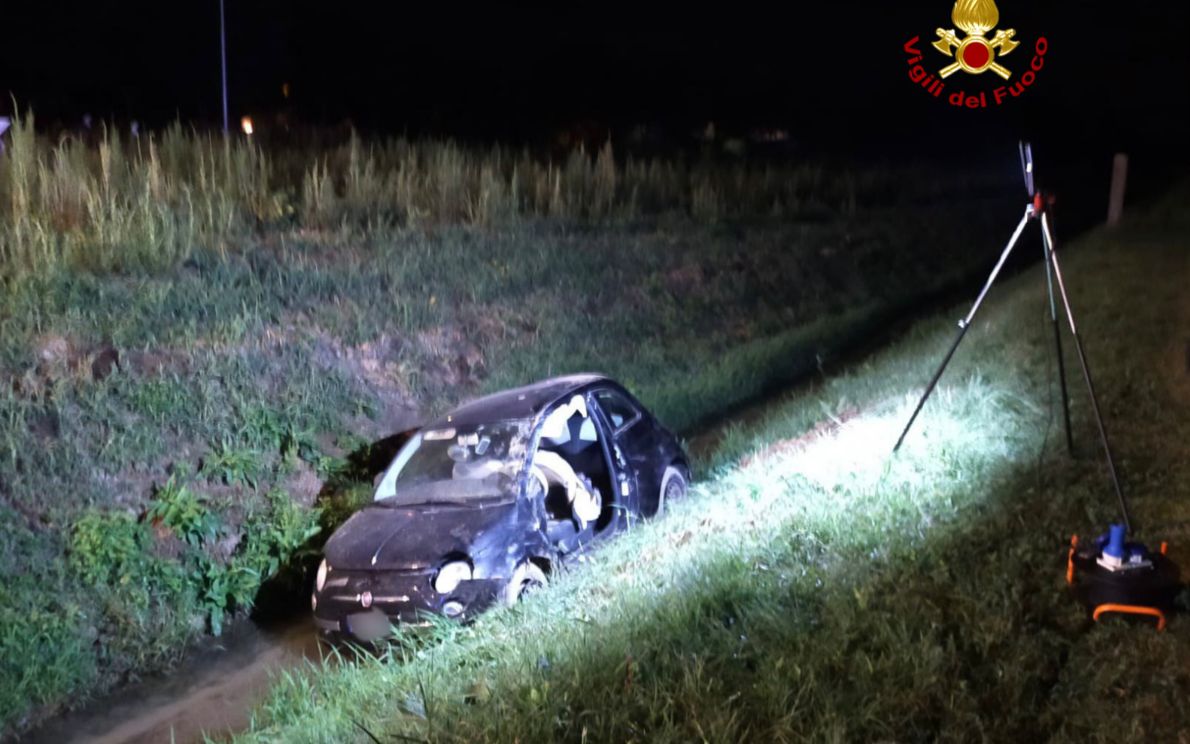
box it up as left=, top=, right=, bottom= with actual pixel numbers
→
left=282, top=82, right=290, bottom=98
left=241, top=116, right=254, bottom=136
left=750, top=128, right=790, bottom=143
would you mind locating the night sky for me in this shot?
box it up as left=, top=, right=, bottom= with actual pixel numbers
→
left=3, top=1, right=1188, bottom=160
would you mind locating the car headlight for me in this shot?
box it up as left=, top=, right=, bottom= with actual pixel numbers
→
left=315, top=559, right=329, bottom=592
left=434, top=560, right=472, bottom=594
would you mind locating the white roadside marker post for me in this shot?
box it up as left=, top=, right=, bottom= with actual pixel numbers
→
left=1106, top=153, right=1128, bottom=227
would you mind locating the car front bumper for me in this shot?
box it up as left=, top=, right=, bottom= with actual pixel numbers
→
left=313, top=568, right=502, bottom=638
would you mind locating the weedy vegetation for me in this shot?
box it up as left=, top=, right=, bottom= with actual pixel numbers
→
left=0, top=109, right=1018, bottom=736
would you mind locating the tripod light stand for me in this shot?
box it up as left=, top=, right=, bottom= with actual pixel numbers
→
left=892, top=143, right=1179, bottom=628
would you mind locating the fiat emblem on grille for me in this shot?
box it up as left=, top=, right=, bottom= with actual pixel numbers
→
left=359, top=591, right=373, bottom=608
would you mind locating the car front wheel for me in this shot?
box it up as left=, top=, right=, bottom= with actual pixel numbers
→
left=502, top=561, right=548, bottom=607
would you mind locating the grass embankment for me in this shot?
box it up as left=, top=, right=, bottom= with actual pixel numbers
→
left=235, top=190, right=1190, bottom=742
left=0, top=115, right=1012, bottom=735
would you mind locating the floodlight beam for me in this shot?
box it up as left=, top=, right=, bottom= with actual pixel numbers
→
left=893, top=207, right=1032, bottom=452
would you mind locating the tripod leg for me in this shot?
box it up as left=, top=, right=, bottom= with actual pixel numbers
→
left=894, top=208, right=1033, bottom=452
left=1042, top=226, right=1075, bottom=455
left=893, top=324, right=969, bottom=452
left=1041, top=213, right=1132, bottom=532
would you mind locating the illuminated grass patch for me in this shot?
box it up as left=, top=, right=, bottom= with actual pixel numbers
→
left=238, top=203, right=1190, bottom=742
left=234, top=199, right=1190, bottom=738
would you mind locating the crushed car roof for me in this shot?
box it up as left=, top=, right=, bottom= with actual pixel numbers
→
left=431, top=374, right=609, bottom=428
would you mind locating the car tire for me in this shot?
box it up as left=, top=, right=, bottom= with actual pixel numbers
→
left=502, top=561, right=548, bottom=607
left=653, top=465, right=688, bottom=519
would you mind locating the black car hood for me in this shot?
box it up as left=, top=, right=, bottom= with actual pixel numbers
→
left=324, top=499, right=524, bottom=573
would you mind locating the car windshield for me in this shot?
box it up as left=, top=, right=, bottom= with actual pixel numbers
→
left=373, top=419, right=531, bottom=506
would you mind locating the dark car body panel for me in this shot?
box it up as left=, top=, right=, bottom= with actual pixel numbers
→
left=592, top=385, right=686, bottom=517
left=436, top=374, right=606, bottom=428
left=324, top=500, right=531, bottom=574
left=314, top=374, right=687, bottom=637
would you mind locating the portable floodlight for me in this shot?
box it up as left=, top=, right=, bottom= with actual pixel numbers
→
left=894, top=142, right=1182, bottom=630
left=1019, top=141, right=1034, bottom=197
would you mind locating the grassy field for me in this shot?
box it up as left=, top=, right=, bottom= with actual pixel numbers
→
left=231, top=188, right=1190, bottom=742
left=0, top=117, right=1015, bottom=736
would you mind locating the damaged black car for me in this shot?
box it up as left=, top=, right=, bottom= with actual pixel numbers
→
left=312, top=374, right=689, bottom=640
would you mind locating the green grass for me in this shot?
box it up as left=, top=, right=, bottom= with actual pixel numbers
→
left=230, top=191, right=1190, bottom=742
left=0, top=114, right=1021, bottom=736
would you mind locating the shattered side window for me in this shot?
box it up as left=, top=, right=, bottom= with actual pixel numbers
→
left=593, top=390, right=641, bottom=431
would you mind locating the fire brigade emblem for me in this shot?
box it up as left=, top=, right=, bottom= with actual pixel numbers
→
left=933, top=0, right=1020, bottom=79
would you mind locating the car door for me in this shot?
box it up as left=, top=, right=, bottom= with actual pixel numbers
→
left=588, top=387, right=658, bottom=517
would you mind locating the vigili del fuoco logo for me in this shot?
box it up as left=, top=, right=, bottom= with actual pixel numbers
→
left=904, top=0, right=1047, bottom=108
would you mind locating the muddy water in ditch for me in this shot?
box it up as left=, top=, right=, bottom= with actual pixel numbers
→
left=27, top=619, right=324, bottom=744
